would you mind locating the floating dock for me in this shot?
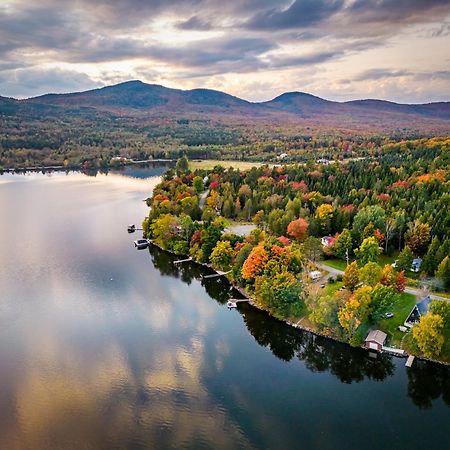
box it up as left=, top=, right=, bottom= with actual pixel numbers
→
left=405, top=355, right=415, bottom=368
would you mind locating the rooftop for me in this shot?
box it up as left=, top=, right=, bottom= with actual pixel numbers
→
left=365, top=330, right=387, bottom=345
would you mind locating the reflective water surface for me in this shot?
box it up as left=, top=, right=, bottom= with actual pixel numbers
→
left=0, top=168, right=449, bottom=450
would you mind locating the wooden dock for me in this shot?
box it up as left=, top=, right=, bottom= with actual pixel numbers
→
left=202, top=270, right=231, bottom=279
left=382, top=346, right=405, bottom=356
left=173, top=257, right=193, bottom=264
left=405, top=355, right=415, bottom=368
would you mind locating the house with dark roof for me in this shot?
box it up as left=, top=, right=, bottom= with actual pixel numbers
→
left=404, top=295, right=432, bottom=328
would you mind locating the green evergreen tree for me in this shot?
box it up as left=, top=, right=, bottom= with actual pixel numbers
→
left=422, top=236, right=441, bottom=276
left=436, top=256, right=450, bottom=290
left=397, top=245, right=414, bottom=272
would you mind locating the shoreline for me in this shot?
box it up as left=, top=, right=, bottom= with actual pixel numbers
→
left=147, top=240, right=449, bottom=367
left=0, top=159, right=175, bottom=173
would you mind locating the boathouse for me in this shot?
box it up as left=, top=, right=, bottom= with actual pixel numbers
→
left=364, top=330, right=387, bottom=352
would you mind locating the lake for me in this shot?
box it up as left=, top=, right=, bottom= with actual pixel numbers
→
left=0, top=167, right=449, bottom=450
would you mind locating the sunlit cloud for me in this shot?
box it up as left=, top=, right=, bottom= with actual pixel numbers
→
left=0, top=0, right=449, bottom=102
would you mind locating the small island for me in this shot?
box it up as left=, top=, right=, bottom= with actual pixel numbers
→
left=143, top=140, right=450, bottom=364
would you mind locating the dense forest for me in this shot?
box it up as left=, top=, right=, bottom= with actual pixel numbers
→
left=143, top=138, right=450, bottom=362
left=1, top=80, right=449, bottom=170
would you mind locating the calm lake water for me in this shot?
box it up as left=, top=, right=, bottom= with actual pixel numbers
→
left=0, top=167, right=449, bottom=450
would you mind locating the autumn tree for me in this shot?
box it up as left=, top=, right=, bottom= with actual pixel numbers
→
left=395, top=271, right=407, bottom=292
left=429, top=300, right=450, bottom=327
left=343, top=261, right=360, bottom=292
left=355, top=236, right=381, bottom=266
left=412, top=313, right=444, bottom=358
left=315, top=203, right=334, bottom=233
left=338, top=286, right=372, bottom=344
left=359, top=262, right=382, bottom=287
left=405, top=220, right=431, bottom=255
left=287, top=218, right=309, bottom=242
left=379, top=264, right=396, bottom=289
left=210, top=241, right=234, bottom=271
left=258, top=272, right=302, bottom=316
left=242, top=244, right=269, bottom=281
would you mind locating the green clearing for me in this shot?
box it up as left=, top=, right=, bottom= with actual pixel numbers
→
left=323, top=281, right=344, bottom=296
left=375, top=292, right=416, bottom=346
left=189, top=159, right=266, bottom=171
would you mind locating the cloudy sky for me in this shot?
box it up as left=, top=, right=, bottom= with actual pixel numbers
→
left=1, top=0, right=449, bottom=102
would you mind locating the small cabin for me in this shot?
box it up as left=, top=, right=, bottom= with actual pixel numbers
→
left=404, top=295, right=431, bottom=328
left=365, top=330, right=387, bottom=352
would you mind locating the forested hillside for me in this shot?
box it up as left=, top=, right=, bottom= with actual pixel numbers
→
left=1, top=81, right=449, bottom=170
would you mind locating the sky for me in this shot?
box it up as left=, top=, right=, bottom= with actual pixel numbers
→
left=0, top=0, right=449, bottom=103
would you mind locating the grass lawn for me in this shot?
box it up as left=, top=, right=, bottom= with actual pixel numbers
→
left=321, top=258, right=348, bottom=271
left=323, top=281, right=344, bottom=296
left=375, top=292, right=416, bottom=346
left=189, top=159, right=266, bottom=171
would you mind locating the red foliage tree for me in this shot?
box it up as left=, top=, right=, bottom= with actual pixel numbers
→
left=287, top=218, right=309, bottom=242
left=395, top=271, right=407, bottom=293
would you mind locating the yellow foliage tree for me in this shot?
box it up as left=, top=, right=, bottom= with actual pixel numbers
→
left=412, top=313, right=444, bottom=359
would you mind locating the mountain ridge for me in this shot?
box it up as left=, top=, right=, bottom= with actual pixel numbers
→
left=2, top=80, right=449, bottom=133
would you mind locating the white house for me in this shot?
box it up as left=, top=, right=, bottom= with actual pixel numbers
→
left=321, top=236, right=334, bottom=247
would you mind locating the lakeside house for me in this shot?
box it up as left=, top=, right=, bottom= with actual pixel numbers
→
left=404, top=295, right=432, bottom=328
left=364, top=330, right=387, bottom=352
left=321, top=235, right=335, bottom=248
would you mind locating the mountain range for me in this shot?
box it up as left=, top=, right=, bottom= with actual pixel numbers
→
left=1, top=80, right=450, bottom=133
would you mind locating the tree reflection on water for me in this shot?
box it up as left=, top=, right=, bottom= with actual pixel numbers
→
left=149, top=244, right=450, bottom=409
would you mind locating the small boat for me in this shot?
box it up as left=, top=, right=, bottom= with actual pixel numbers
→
left=134, top=239, right=149, bottom=249
left=227, top=300, right=237, bottom=309
left=127, top=224, right=136, bottom=233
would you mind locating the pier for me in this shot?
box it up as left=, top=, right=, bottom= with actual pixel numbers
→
left=202, top=270, right=231, bottom=279
left=173, top=257, right=193, bottom=264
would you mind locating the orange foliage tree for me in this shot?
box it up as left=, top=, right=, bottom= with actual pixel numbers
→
left=242, top=244, right=269, bottom=281
left=287, top=218, right=309, bottom=242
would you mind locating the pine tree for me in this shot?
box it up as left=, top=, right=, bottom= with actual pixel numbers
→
left=436, top=256, right=450, bottom=290
left=422, top=236, right=441, bottom=276
left=397, top=245, right=414, bottom=272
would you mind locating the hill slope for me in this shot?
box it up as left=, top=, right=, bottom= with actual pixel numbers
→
left=1, top=80, right=449, bottom=134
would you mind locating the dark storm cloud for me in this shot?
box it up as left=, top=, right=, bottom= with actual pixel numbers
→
left=0, top=67, right=100, bottom=98
left=247, top=0, right=344, bottom=30
left=352, top=68, right=450, bottom=82
left=348, top=0, right=450, bottom=24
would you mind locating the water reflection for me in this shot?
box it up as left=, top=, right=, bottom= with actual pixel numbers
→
left=150, top=243, right=450, bottom=405
left=0, top=170, right=449, bottom=450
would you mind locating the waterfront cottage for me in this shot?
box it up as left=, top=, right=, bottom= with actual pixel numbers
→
left=404, top=296, right=431, bottom=328
left=364, top=330, right=387, bottom=352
